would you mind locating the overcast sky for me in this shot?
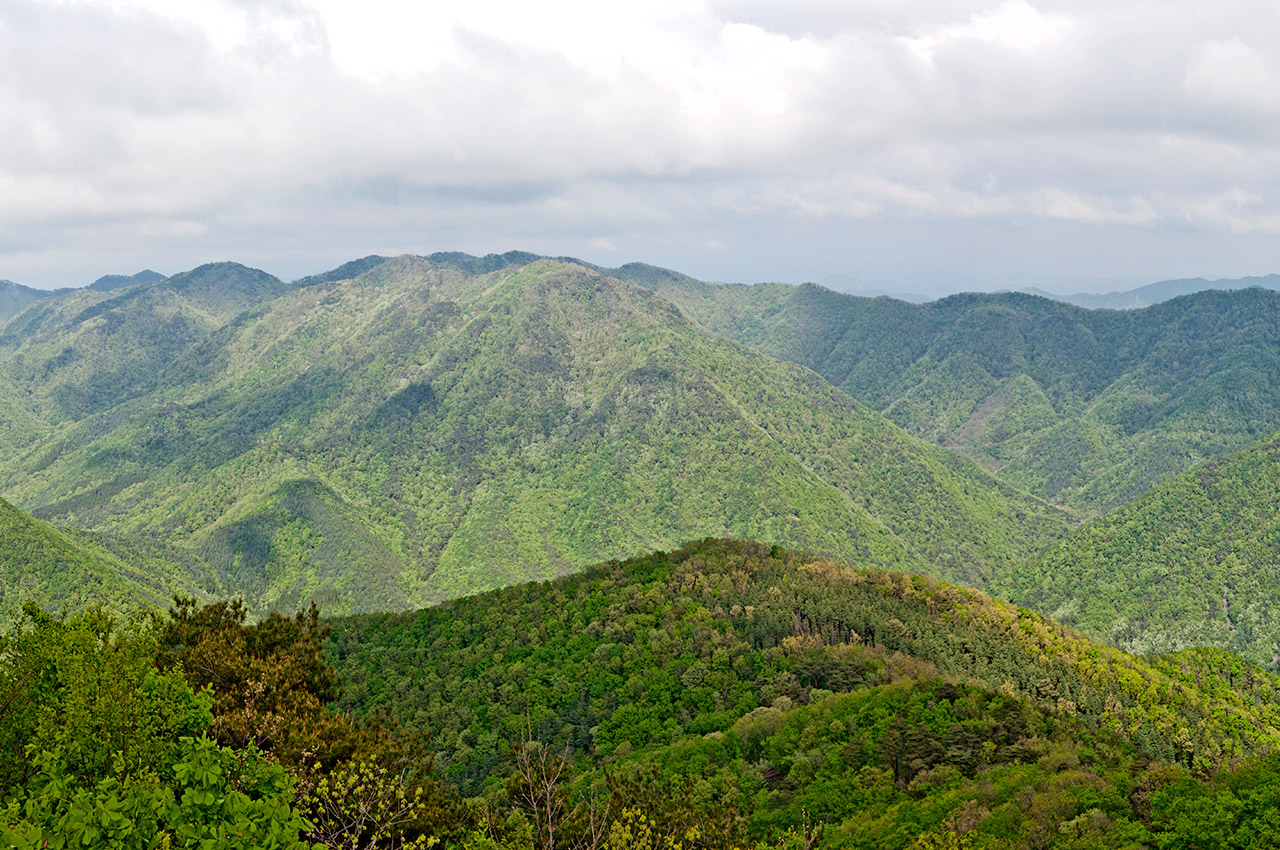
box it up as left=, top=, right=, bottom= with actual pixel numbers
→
left=2, top=0, right=1279, bottom=295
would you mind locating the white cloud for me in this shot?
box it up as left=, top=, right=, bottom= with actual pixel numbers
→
left=1, top=0, right=1279, bottom=288
left=905, top=0, right=1075, bottom=62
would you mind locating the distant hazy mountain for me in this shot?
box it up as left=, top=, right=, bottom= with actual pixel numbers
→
left=2, top=270, right=169, bottom=328
left=88, top=269, right=167, bottom=292
left=1022, top=273, right=1280, bottom=310
left=817, top=273, right=931, bottom=302
left=293, top=255, right=390, bottom=286
left=0, top=254, right=1064, bottom=615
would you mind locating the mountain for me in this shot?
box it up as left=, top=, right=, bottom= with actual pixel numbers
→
left=0, top=261, right=294, bottom=424
left=1023, top=273, right=1280, bottom=310
left=0, top=280, right=51, bottom=326
left=293, top=255, right=389, bottom=287
left=816, top=273, right=930, bottom=302
left=616, top=271, right=1280, bottom=513
left=87, top=268, right=167, bottom=292
left=1000, top=433, right=1280, bottom=666
left=0, top=495, right=215, bottom=626
left=328, top=538, right=1280, bottom=846
left=0, top=255, right=1065, bottom=616
left=2, top=271, right=170, bottom=329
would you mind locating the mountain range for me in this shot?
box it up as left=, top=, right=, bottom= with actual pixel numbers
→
left=622, top=269, right=1280, bottom=513
left=8, top=251, right=1280, bottom=846
left=1021, top=273, right=1280, bottom=310
left=0, top=256, right=1064, bottom=618
left=3, top=251, right=1280, bottom=669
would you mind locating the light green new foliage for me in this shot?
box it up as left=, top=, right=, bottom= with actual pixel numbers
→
left=0, top=606, right=311, bottom=849
left=0, top=256, right=1066, bottom=615
left=0, top=604, right=212, bottom=794
left=0, top=497, right=216, bottom=627
left=618, top=272, right=1280, bottom=515
left=999, top=435, right=1280, bottom=666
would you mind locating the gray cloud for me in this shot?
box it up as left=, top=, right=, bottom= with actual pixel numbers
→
left=1, top=0, right=1278, bottom=291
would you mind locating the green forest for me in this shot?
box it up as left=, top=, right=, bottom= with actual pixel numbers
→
left=5, top=254, right=1280, bottom=847
left=9, top=540, right=1280, bottom=849
left=621, top=267, right=1280, bottom=514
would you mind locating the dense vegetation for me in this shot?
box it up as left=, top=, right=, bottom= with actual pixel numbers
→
left=330, top=540, right=1280, bottom=780
left=0, top=599, right=455, bottom=849
left=619, top=266, right=1280, bottom=514
left=10, top=256, right=1280, bottom=520
left=0, top=495, right=214, bottom=626
left=999, top=435, right=1280, bottom=666
left=324, top=538, right=1280, bottom=849
left=11, top=542, right=1280, bottom=848
left=0, top=256, right=1064, bottom=616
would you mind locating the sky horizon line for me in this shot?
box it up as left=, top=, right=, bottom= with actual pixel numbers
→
left=5, top=248, right=1277, bottom=302
left=4, top=1, right=1278, bottom=301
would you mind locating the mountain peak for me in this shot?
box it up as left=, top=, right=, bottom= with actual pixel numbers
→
left=88, top=269, right=166, bottom=292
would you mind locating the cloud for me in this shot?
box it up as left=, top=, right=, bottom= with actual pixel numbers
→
left=1, top=0, right=1279, bottom=288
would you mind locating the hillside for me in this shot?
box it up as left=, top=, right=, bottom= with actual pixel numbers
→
left=0, top=495, right=214, bottom=625
left=327, top=538, right=1280, bottom=847
left=87, top=269, right=166, bottom=292
left=0, top=280, right=50, bottom=326
left=0, top=256, right=1065, bottom=616
left=0, top=261, right=293, bottom=424
left=1000, top=434, right=1280, bottom=666
left=616, top=268, right=1280, bottom=513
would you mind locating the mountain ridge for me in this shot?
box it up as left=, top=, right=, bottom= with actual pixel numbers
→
left=1021, top=272, right=1280, bottom=310
left=0, top=255, right=1066, bottom=616
left=616, top=271, right=1280, bottom=513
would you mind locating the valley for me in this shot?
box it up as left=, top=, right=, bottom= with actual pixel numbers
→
left=4, top=253, right=1280, bottom=849
left=0, top=256, right=1066, bottom=615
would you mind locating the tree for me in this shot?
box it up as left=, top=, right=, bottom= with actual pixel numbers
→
left=157, top=596, right=461, bottom=848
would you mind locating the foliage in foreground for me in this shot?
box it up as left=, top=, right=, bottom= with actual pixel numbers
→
left=0, top=604, right=310, bottom=849
left=0, top=600, right=456, bottom=849
left=10, top=540, right=1280, bottom=848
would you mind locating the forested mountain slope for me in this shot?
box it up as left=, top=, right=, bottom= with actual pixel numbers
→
left=0, top=281, right=51, bottom=326
left=87, top=269, right=166, bottom=292
left=616, top=269, right=1280, bottom=513
left=0, top=256, right=1064, bottom=616
left=0, top=262, right=292, bottom=423
left=0, top=495, right=214, bottom=625
left=328, top=538, right=1280, bottom=848
left=999, top=434, right=1280, bottom=666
